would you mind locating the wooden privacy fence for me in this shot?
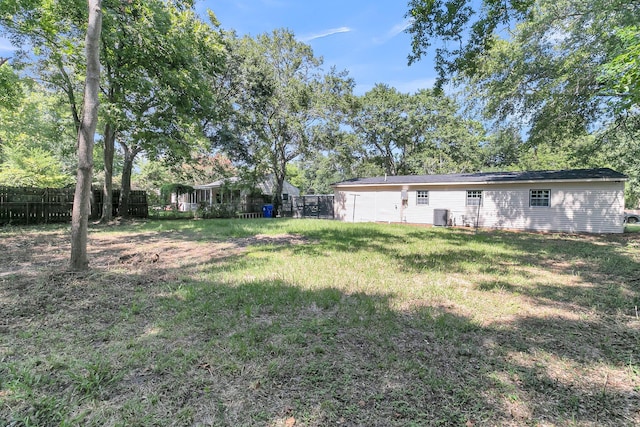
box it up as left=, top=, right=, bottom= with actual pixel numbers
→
left=93, top=189, right=148, bottom=219
left=0, top=186, right=148, bottom=225
left=0, top=187, right=75, bottom=225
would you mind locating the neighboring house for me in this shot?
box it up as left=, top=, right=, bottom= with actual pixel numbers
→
left=332, top=168, right=627, bottom=234
left=174, top=175, right=300, bottom=212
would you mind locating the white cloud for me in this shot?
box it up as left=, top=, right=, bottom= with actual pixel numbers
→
left=388, top=19, right=413, bottom=38
left=373, top=18, right=414, bottom=44
left=299, top=27, right=352, bottom=42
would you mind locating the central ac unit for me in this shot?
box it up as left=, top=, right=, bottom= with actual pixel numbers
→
left=433, top=209, right=449, bottom=226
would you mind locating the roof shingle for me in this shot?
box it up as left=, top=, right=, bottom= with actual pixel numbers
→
left=332, top=168, right=627, bottom=187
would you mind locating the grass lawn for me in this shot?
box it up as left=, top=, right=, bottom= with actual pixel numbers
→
left=1, top=219, right=639, bottom=426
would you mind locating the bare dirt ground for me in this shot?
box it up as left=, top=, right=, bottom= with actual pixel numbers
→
left=0, top=226, right=306, bottom=279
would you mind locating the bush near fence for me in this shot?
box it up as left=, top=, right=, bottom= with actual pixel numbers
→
left=0, top=186, right=148, bottom=225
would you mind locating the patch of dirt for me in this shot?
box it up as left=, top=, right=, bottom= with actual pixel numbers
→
left=238, top=233, right=311, bottom=246
left=0, top=228, right=314, bottom=361
left=0, top=229, right=310, bottom=279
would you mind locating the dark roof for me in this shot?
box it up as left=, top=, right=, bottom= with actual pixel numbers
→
left=332, top=168, right=627, bottom=186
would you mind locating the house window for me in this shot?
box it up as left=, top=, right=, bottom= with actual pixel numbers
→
left=282, top=193, right=289, bottom=201
left=416, top=190, right=429, bottom=205
left=467, top=190, right=482, bottom=206
left=530, top=189, right=550, bottom=207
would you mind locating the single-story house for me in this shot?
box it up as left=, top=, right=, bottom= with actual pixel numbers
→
left=174, top=175, right=300, bottom=212
left=331, top=168, right=627, bottom=233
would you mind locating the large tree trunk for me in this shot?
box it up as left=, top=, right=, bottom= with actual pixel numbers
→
left=70, top=0, right=102, bottom=271
left=100, top=122, right=115, bottom=222
left=118, top=144, right=139, bottom=218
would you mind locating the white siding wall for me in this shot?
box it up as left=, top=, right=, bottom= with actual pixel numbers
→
left=334, top=181, right=625, bottom=233
left=334, top=189, right=402, bottom=222
left=479, top=182, right=625, bottom=233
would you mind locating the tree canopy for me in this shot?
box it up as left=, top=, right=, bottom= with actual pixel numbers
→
left=2, top=0, right=639, bottom=217
left=347, top=84, right=484, bottom=177
left=98, top=1, right=226, bottom=217
left=212, top=29, right=353, bottom=214
left=406, top=0, right=640, bottom=206
left=406, top=0, right=535, bottom=89
left=1, top=0, right=228, bottom=218
left=0, top=63, right=22, bottom=110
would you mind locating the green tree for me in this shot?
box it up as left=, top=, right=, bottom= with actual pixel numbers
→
left=408, top=0, right=639, bottom=139
left=455, top=0, right=640, bottom=199
left=98, top=1, right=226, bottom=219
left=0, top=80, right=77, bottom=176
left=0, top=143, right=72, bottom=187
left=602, top=26, right=640, bottom=111
left=105, top=1, right=224, bottom=216
left=594, top=118, right=640, bottom=208
left=293, top=153, right=347, bottom=194
left=213, top=29, right=353, bottom=215
left=348, top=84, right=484, bottom=176
left=0, top=62, right=22, bottom=110
left=349, top=84, right=408, bottom=176
left=469, top=1, right=636, bottom=142
left=406, top=0, right=535, bottom=89
left=134, top=159, right=175, bottom=205
left=284, top=163, right=305, bottom=192
left=480, top=126, right=524, bottom=170
left=1, top=1, right=227, bottom=220
left=1, top=0, right=88, bottom=130
left=479, top=126, right=603, bottom=172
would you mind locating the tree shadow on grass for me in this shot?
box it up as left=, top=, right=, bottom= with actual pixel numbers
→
left=294, top=223, right=640, bottom=312
left=2, top=261, right=639, bottom=426
left=130, top=277, right=640, bottom=426
left=1, top=222, right=639, bottom=425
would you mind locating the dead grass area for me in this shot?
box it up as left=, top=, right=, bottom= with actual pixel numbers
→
left=1, top=221, right=639, bottom=426
left=0, top=228, right=309, bottom=277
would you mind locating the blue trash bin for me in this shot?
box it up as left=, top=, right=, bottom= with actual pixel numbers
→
left=262, top=204, right=274, bottom=218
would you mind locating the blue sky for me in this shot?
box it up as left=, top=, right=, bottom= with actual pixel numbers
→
left=0, top=1, right=437, bottom=96
left=0, top=37, right=15, bottom=58
left=199, top=0, right=436, bottom=95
